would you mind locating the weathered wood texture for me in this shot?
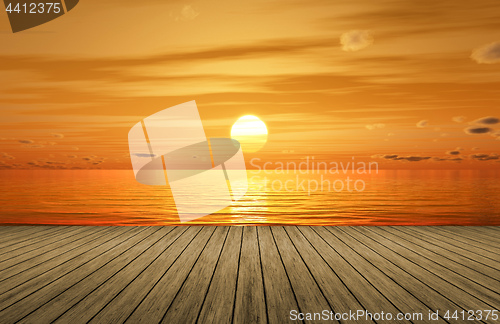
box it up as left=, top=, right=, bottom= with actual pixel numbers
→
left=0, top=226, right=498, bottom=323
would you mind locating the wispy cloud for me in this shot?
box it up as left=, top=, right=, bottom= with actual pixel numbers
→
left=470, top=153, right=499, bottom=160
left=0, top=152, right=15, bottom=160
left=452, top=116, right=466, bottom=123
left=365, top=123, right=385, bottom=130
left=471, top=41, right=500, bottom=64
left=376, top=154, right=431, bottom=162
left=464, top=127, right=492, bottom=134
left=340, top=30, right=374, bottom=52
left=471, top=116, right=499, bottom=125
left=177, top=5, right=199, bottom=21
left=416, top=120, right=428, bottom=128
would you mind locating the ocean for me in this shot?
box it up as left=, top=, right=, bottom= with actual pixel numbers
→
left=0, top=170, right=499, bottom=226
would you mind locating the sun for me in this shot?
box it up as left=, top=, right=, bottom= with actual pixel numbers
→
left=231, top=115, right=268, bottom=153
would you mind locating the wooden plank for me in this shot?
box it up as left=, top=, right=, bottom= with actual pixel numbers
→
left=271, top=226, right=336, bottom=323
left=0, top=227, right=49, bottom=244
left=20, top=227, right=181, bottom=324
left=161, top=227, right=230, bottom=323
left=0, top=226, right=23, bottom=234
left=0, top=226, right=86, bottom=260
left=0, top=226, right=68, bottom=249
left=257, top=226, right=299, bottom=323
left=232, top=226, right=267, bottom=324
left=428, top=227, right=500, bottom=254
left=285, top=226, right=369, bottom=324
left=0, top=226, right=111, bottom=283
left=390, top=227, right=500, bottom=280
left=366, top=227, right=500, bottom=306
left=336, top=226, right=456, bottom=323
left=450, top=226, right=500, bottom=239
left=0, top=226, right=69, bottom=253
left=323, top=226, right=433, bottom=323
left=0, top=227, right=132, bottom=304
left=406, top=227, right=499, bottom=269
left=355, top=227, right=498, bottom=311
left=298, top=226, right=402, bottom=320
left=439, top=227, right=500, bottom=250
left=0, top=226, right=95, bottom=270
left=0, top=226, right=497, bottom=323
left=408, top=227, right=500, bottom=263
left=0, top=227, right=152, bottom=323
left=197, top=226, right=242, bottom=324
left=124, top=226, right=217, bottom=324
left=0, top=226, right=52, bottom=240
left=84, top=226, right=202, bottom=324
left=469, top=226, right=500, bottom=234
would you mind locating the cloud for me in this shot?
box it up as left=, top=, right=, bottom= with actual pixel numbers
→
left=471, top=41, right=500, bottom=64
left=51, top=133, right=64, bottom=138
left=446, top=150, right=461, bottom=155
left=1, top=152, right=15, bottom=160
left=45, top=161, right=66, bottom=165
left=365, top=123, right=385, bottom=130
left=18, top=139, right=34, bottom=144
left=404, top=156, right=431, bottom=162
left=27, top=160, right=67, bottom=169
left=452, top=116, right=466, bottom=123
left=377, top=154, right=431, bottom=162
left=0, top=160, right=14, bottom=168
left=27, top=161, right=42, bottom=166
left=433, top=157, right=463, bottom=162
left=340, top=30, right=374, bottom=52
left=471, top=153, right=499, bottom=161
left=464, top=127, right=492, bottom=134
left=416, top=120, right=428, bottom=128
left=472, top=116, right=500, bottom=125
left=175, top=5, right=199, bottom=21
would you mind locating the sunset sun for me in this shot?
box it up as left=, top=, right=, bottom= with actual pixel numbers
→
left=230, top=115, right=268, bottom=153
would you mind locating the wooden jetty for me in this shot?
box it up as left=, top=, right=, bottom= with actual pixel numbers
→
left=0, top=226, right=499, bottom=323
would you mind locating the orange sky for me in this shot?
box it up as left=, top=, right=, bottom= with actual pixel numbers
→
left=1, top=0, right=500, bottom=170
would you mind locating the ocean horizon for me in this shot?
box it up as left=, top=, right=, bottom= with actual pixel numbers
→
left=1, top=169, right=499, bottom=226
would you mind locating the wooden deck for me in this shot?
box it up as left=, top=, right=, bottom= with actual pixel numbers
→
left=0, top=226, right=498, bottom=323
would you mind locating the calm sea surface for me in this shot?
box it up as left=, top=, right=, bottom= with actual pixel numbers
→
left=0, top=170, right=499, bottom=226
